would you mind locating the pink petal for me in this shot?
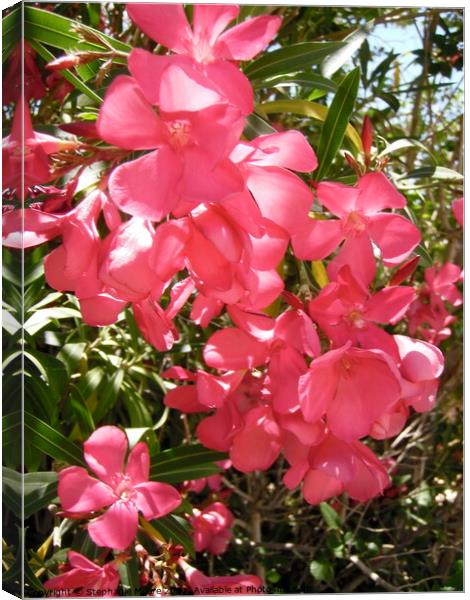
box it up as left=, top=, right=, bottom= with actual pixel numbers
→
left=128, top=49, right=174, bottom=105
left=230, top=408, right=281, bottom=472
left=196, top=370, right=236, bottom=409
left=58, top=466, right=114, bottom=513
left=44, top=246, right=77, bottom=291
left=346, top=442, right=390, bottom=502
left=191, top=294, right=224, bottom=327
left=274, top=309, right=321, bottom=357
left=125, top=442, right=150, bottom=485
left=365, top=286, right=416, bottom=325
left=165, top=385, right=208, bottom=414
left=109, top=148, right=181, bottom=221
left=133, top=297, right=177, bottom=352
left=227, top=305, right=275, bottom=341
left=220, top=190, right=264, bottom=237
left=308, top=435, right=355, bottom=482
left=370, top=402, right=409, bottom=440
left=204, top=328, right=269, bottom=370
left=215, top=15, right=282, bottom=61
left=239, top=267, right=284, bottom=310
left=192, top=206, right=244, bottom=264
left=327, top=348, right=401, bottom=441
left=99, top=218, right=156, bottom=301
left=197, top=404, right=242, bottom=451
left=2, top=208, right=62, bottom=249
left=394, top=334, right=444, bottom=382
left=316, top=181, right=359, bottom=217
left=67, top=551, right=101, bottom=571
left=96, top=75, right=167, bottom=150
left=368, top=212, right=421, bottom=266
left=79, top=294, right=127, bottom=327
left=248, top=131, right=317, bottom=172
left=303, top=469, right=344, bottom=505
left=299, top=346, right=347, bottom=423
left=151, top=219, right=190, bottom=282
left=185, top=226, right=233, bottom=291
left=292, top=218, right=344, bottom=260
left=328, top=233, right=376, bottom=288
left=134, top=481, right=181, bottom=519
left=204, top=60, right=254, bottom=114
left=452, top=196, right=464, bottom=227
left=248, top=218, right=289, bottom=271
left=126, top=3, right=193, bottom=54
left=83, top=426, right=128, bottom=484
left=246, top=165, right=313, bottom=235
left=88, top=500, right=138, bottom=550
left=356, top=171, right=406, bottom=214
left=166, top=277, right=195, bottom=320
left=159, top=63, right=223, bottom=113
left=268, top=347, right=308, bottom=414
left=283, top=461, right=310, bottom=489
left=192, top=5, right=239, bottom=47
left=179, top=151, right=244, bottom=212
left=278, top=412, right=327, bottom=446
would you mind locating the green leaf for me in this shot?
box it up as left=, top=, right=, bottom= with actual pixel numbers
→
left=319, top=502, right=342, bottom=530
left=245, top=42, right=346, bottom=81
left=28, top=38, right=102, bottom=104
left=150, top=444, right=227, bottom=482
left=57, top=342, right=87, bottom=375
left=243, top=112, right=277, bottom=139
left=253, top=72, right=337, bottom=94
left=2, top=410, right=22, bottom=469
left=23, top=348, right=68, bottom=401
left=152, top=515, right=195, bottom=557
left=310, top=560, right=334, bottom=582
left=378, top=138, right=436, bottom=163
left=118, top=555, right=140, bottom=594
left=23, top=306, right=82, bottom=336
left=2, top=7, right=21, bottom=64
left=93, top=369, right=124, bottom=423
left=315, top=67, right=361, bottom=180
left=24, top=411, right=85, bottom=467
left=398, top=166, right=463, bottom=182
left=3, top=468, right=59, bottom=519
left=374, top=88, right=400, bottom=112
left=260, top=99, right=362, bottom=152
left=24, top=6, right=130, bottom=55
left=321, top=22, right=373, bottom=78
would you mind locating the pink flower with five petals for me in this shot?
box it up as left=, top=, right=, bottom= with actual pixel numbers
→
left=58, top=426, right=181, bottom=550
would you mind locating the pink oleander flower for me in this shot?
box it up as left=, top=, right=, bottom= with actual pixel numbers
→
left=452, top=196, right=463, bottom=227
left=298, top=343, right=402, bottom=441
left=283, top=431, right=390, bottom=505
left=43, top=551, right=120, bottom=598
left=308, top=265, right=416, bottom=358
left=97, top=72, right=244, bottom=222
left=127, top=3, right=281, bottom=114
left=393, top=334, right=444, bottom=413
left=3, top=41, right=45, bottom=103
left=407, top=262, right=462, bottom=345
left=179, top=559, right=263, bottom=595
left=58, top=426, right=181, bottom=550
left=229, top=131, right=318, bottom=238
left=190, top=501, right=234, bottom=555
left=2, top=99, right=77, bottom=199
left=292, top=171, right=421, bottom=286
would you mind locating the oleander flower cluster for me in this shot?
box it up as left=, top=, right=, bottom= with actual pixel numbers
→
left=1, top=3, right=462, bottom=596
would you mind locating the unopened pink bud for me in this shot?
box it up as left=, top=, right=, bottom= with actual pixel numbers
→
left=46, top=54, right=81, bottom=71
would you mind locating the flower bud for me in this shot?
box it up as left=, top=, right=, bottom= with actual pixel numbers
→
left=46, top=54, right=81, bottom=71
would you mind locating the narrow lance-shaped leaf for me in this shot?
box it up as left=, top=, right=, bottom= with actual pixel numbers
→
left=245, top=42, right=346, bottom=81
left=24, top=411, right=86, bottom=467
left=315, top=67, right=361, bottom=181
left=259, top=99, right=362, bottom=152
left=321, top=22, right=374, bottom=78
